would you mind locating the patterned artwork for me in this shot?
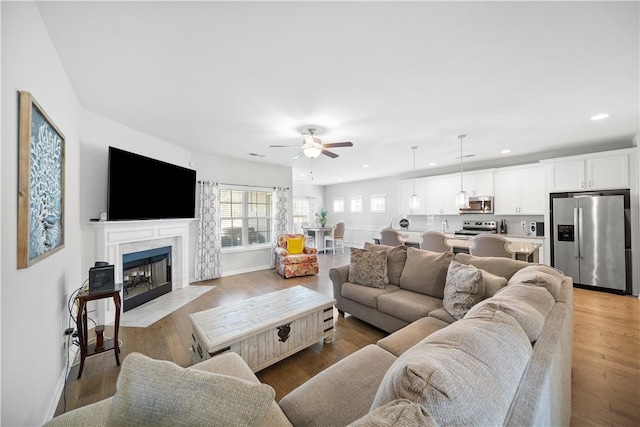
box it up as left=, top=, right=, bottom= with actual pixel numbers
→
left=18, top=91, right=65, bottom=268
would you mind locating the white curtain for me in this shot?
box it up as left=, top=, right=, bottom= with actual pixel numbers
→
left=195, top=181, right=222, bottom=281
left=271, top=186, right=289, bottom=267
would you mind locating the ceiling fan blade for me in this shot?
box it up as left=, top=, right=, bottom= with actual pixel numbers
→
left=270, top=144, right=302, bottom=148
left=322, top=142, right=353, bottom=148
left=292, top=151, right=305, bottom=160
left=321, top=150, right=339, bottom=158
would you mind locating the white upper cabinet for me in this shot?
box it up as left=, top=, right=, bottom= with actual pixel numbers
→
left=398, top=178, right=426, bottom=215
left=426, top=174, right=460, bottom=215
left=494, top=164, right=544, bottom=215
left=545, top=151, right=630, bottom=192
left=462, top=170, right=495, bottom=196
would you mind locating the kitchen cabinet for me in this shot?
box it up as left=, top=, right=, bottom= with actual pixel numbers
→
left=462, top=170, right=495, bottom=196
left=398, top=178, right=426, bottom=215
left=494, top=164, right=544, bottom=215
left=545, top=152, right=629, bottom=192
left=426, top=174, right=460, bottom=215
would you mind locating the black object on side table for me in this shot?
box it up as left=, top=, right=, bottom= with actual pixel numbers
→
left=75, top=284, right=122, bottom=379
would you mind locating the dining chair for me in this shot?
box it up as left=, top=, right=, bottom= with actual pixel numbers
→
left=379, top=227, right=405, bottom=247
left=324, top=221, right=345, bottom=255
left=420, top=231, right=452, bottom=253
left=469, top=234, right=515, bottom=259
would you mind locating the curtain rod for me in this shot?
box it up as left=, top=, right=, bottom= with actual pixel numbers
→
left=197, top=180, right=289, bottom=190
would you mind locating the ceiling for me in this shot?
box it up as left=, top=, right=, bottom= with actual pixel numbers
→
left=36, top=1, right=639, bottom=186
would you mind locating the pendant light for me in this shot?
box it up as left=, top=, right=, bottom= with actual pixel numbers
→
left=455, top=134, right=470, bottom=209
left=409, top=146, right=420, bottom=212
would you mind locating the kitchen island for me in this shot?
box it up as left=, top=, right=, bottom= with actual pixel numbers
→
left=397, top=230, right=543, bottom=263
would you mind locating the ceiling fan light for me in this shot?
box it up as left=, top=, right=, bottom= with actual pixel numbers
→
left=456, top=190, right=470, bottom=209
left=303, top=146, right=322, bottom=158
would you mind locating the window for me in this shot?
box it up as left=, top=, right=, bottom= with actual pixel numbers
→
left=333, top=198, right=345, bottom=213
left=293, top=198, right=312, bottom=230
left=220, top=189, right=272, bottom=248
left=370, top=194, right=387, bottom=213
left=350, top=196, right=363, bottom=213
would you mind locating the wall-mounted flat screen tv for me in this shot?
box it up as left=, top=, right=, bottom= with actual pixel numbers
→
left=107, top=146, right=196, bottom=221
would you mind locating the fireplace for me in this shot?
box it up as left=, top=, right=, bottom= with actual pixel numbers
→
left=91, top=218, right=196, bottom=325
left=122, top=246, right=172, bottom=311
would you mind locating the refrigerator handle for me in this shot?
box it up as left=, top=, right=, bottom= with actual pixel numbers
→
left=578, top=207, right=584, bottom=259
left=574, top=207, right=580, bottom=258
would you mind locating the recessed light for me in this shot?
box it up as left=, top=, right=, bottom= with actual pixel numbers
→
left=361, top=164, right=370, bottom=168
left=299, top=173, right=305, bottom=176
left=500, top=149, right=511, bottom=154
left=428, top=162, right=436, bottom=166
left=590, top=113, right=610, bottom=121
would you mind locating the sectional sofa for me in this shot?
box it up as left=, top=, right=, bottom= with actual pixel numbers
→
left=45, top=244, right=573, bottom=426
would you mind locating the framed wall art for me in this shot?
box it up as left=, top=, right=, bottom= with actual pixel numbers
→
left=17, top=91, right=65, bottom=268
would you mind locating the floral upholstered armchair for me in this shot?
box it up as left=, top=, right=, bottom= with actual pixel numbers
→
left=275, top=234, right=319, bottom=278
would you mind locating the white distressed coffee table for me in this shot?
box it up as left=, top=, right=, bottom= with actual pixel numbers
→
left=189, top=285, right=336, bottom=372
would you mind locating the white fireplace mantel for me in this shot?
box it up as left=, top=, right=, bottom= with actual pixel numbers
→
left=91, top=218, right=197, bottom=324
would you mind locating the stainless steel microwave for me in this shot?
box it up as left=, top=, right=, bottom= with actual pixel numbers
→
left=459, top=196, right=494, bottom=214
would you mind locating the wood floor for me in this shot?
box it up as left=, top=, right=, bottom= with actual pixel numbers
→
left=55, top=251, right=640, bottom=426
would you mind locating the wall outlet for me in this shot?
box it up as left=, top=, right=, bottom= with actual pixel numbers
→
left=520, top=220, right=527, bottom=231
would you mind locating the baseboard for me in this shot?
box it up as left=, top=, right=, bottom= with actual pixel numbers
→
left=221, top=264, right=272, bottom=277
left=46, top=343, right=80, bottom=422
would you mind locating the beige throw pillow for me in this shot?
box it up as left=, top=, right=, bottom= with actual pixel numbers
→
left=399, top=247, right=454, bottom=298
left=363, top=242, right=408, bottom=285
left=371, top=311, right=532, bottom=426
left=107, top=352, right=275, bottom=427
left=466, top=283, right=555, bottom=342
left=349, top=247, right=388, bottom=288
left=443, top=261, right=485, bottom=320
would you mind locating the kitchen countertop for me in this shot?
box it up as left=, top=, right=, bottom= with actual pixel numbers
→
left=395, top=229, right=544, bottom=240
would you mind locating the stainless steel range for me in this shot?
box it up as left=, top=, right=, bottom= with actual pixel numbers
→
left=454, top=221, right=498, bottom=237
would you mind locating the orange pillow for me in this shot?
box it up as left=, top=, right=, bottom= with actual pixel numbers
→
left=287, top=237, right=304, bottom=254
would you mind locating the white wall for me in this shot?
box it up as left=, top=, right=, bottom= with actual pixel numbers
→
left=2, top=2, right=84, bottom=425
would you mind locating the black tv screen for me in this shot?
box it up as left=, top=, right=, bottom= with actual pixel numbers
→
left=107, top=146, right=196, bottom=221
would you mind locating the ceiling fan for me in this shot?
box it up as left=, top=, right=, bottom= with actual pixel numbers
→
left=270, top=128, right=353, bottom=159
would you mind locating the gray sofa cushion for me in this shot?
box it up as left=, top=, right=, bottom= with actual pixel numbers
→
left=342, top=282, right=400, bottom=309
left=507, top=265, right=563, bottom=300
left=399, top=248, right=454, bottom=298
left=443, top=260, right=485, bottom=320
left=364, top=242, right=408, bottom=285
left=454, top=253, right=530, bottom=281
left=371, top=310, right=532, bottom=426
left=377, top=317, right=450, bottom=357
left=427, top=307, right=457, bottom=324
left=469, top=283, right=556, bottom=342
left=279, top=344, right=397, bottom=427
left=348, top=399, right=438, bottom=426
left=481, top=269, right=508, bottom=298
left=378, top=289, right=443, bottom=323
left=349, top=248, right=388, bottom=288
left=107, top=352, right=275, bottom=427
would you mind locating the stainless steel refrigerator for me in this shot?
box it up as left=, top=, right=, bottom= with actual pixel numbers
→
left=552, top=193, right=630, bottom=292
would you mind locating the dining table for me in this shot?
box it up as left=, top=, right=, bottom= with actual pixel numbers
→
left=301, top=226, right=334, bottom=253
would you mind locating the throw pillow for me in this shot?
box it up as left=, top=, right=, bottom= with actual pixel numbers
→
left=371, top=311, right=532, bottom=426
left=364, top=242, right=408, bottom=285
left=507, top=266, right=562, bottom=300
left=348, top=247, right=388, bottom=288
left=348, top=399, right=438, bottom=427
left=398, top=247, right=454, bottom=298
left=466, top=283, right=555, bottom=342
left=443, top=260, right=485, bottom=320
left=287, top=237, right=304, bottom=255
left=107, top=352, right=275, bottom=427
